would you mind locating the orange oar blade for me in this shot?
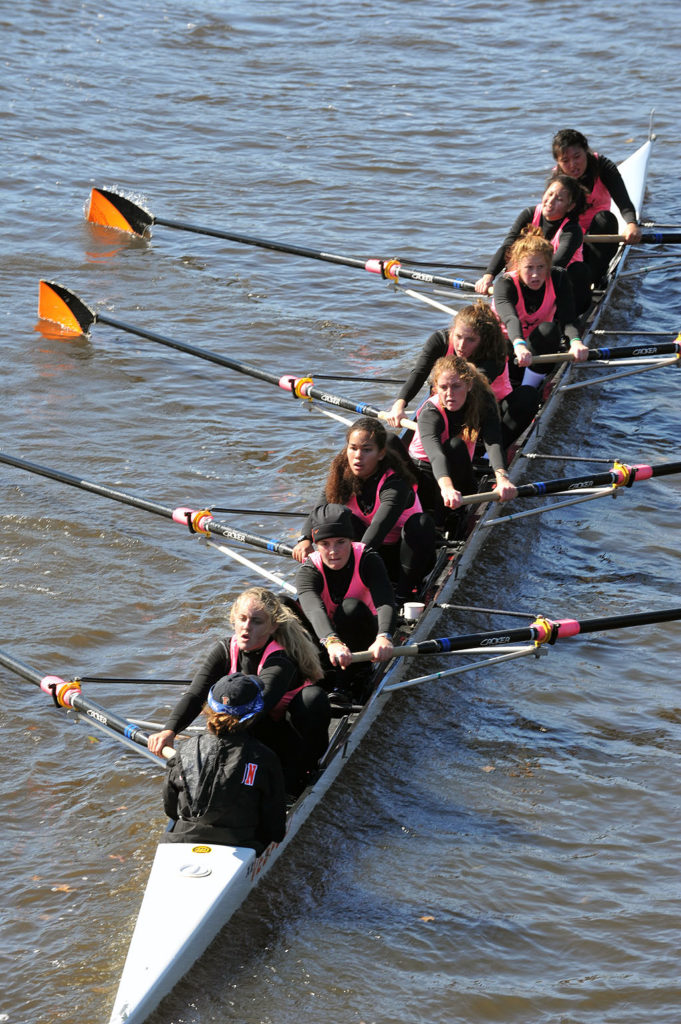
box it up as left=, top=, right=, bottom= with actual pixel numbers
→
left=38, top=281, right=96, bottom=335
left=86, top=187, right=153, bottom=236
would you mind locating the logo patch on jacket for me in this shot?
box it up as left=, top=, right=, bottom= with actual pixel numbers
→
left=242, top=762, right=258, bottom=786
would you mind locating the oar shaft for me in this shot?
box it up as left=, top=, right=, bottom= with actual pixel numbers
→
left=585, top=232, right=681, bottom=244
left=0, top=451, right=295, bottom=559
left=155, top=215, right=369, bottom=269
left=0, top=451, right=175, bottom=519
left=0, top=649, right=175, bottom=759
left=152, top=218, right=478, bottom=291
left=458, top=460, right=681, bottom=507
left=173, top=508, right=295, bottom=558
left=96, top=312, right=284, bottom=390
left=530, top=340, right=681, bottom=365
left=279, top=376, right=416, bottom=428
left=554, top=607, right=681, bottom=638
left=93, top=308, right=405, bottom=427
left=352, top=606, right=681, bottom=659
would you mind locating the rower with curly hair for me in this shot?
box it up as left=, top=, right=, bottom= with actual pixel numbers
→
left=292, top=417, right=436, bottom=604
left=386, top=300, right=538, bottom=448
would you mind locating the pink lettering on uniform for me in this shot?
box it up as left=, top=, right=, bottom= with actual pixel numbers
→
left=242, top=763, right=258, bottom=786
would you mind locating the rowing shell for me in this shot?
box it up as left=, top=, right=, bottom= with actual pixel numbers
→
left=108, top=131, right=654, bottom=1024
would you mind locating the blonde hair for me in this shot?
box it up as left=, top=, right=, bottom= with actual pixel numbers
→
left=230, top=587, right=324, bottom=682
left=430, top=354, right=497, bottom=444
left=506, top=227, right=553, bottom=272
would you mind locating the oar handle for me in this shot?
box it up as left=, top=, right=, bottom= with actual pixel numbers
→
left=350, top=644, right=420, bottom=663
left=585, top=232, right=681, bottom=244
left=161, top=744, right=177, bottom=759
left=458, top=489, right=501, bottom=507
left=529, top=352, right=576, bottom=365
left=376, top=411, right=418, bottom=431
left=584, top=234, right=630, bottom=243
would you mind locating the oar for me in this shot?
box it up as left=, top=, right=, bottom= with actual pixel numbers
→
left=0, top=450, right=296, bottom=559
left=350, top=606, right=681, bottom=661
left=79, top=676, right=190, bottom=685
left=86, top=187, right=481, bottom=294
left=458, top=459, right=681, bottom=508
left=528, top=338, right=681, bottom=366
left=585, top=232, right=681, bottom=244
left=0, top=647, right=175, bottom=761
left=37, top=281, right=417, bottom=431
left=592, top=329, right=679, bottom=337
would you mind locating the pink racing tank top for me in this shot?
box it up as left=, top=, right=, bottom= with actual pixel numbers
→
left=228, top=635, right=312, bottom=722
left=345, top=469, right=421, bottom=545
left=308, top=541, right=377, bottom=619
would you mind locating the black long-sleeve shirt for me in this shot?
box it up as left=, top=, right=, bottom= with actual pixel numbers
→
left=397, top=328, right=505, bottom=406
left=492, top=266, right=580, bottom=345
left=296, top=546, right=396, bottom=641
left=415, top=396, right=505, bottom=480
left=300, top=468, right=417, bottom=551
left=579, top=153, right=638, bottom=225
left=164, top=639, right=298, bottom=736
left=484, top=207, right=583, bottom=278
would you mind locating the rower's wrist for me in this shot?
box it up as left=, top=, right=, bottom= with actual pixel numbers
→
left=512, top=338, right=528, bottom=350
left=321, top=634, right=344, bottom=648
left=376, top=632, right=393, bottom=642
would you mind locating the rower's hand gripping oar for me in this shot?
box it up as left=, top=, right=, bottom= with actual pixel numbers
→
left=85, top=187, right=481, bottom=295
left=527, top=337, right=681, bottom=366
left=37, top=281, right=417, bottom=431
left=457, top=459, right=681, bottom=508
left=350, top=606, right=681, bottom=661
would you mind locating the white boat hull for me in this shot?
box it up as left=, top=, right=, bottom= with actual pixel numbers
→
left=109, top=842, right=255, bottom=1024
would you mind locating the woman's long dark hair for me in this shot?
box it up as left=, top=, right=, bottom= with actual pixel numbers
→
left=325, top=417, right=416, bottom=504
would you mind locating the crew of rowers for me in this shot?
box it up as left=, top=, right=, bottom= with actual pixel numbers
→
left=148, top=129, right=642, bottom=850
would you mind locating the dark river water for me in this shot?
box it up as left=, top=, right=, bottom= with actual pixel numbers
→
left=2, top=2, right=681, bottom=1022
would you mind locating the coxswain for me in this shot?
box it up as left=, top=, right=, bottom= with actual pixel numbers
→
left=408, top=354, right=517, bottom=526
left=292, top=417, right=436, bottom=605
left=148, top=587, right=330, bottom=796
left=295, top=503, right=396, bottom=703
left=551, top=128, right=642, bottom=285
left=161, top=673, right=286, bottom=854
left=492, top=230, right=588, bottom=390
left=475, top=173, right=591, bottom=313
left=386, top=300, right=538, bottom=449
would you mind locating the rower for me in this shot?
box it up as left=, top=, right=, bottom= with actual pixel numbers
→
left=292, top=417, right=436, bottom=605
left=407, top=354, right=517, bottom=529
left=386, top=300, right=538, bottom=449
left=295, top=503, right=396, bottom=703
left=161, top=673, right=286, bottom=854
left=148, top=587, right=331, bottom=796
left=475, top=173, right=591, bottom=313
left=492, top=230, right=588, bottom=389
left=551, top=128, right=642, bottom=286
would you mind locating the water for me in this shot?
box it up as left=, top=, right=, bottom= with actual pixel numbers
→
left=2, top=1, right=681, bottom=1022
